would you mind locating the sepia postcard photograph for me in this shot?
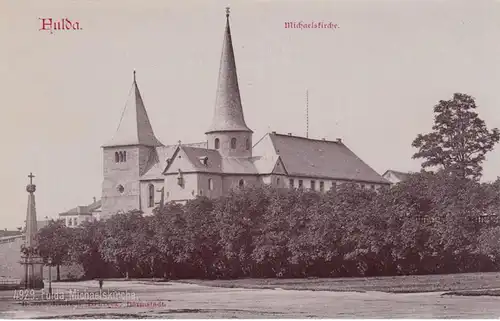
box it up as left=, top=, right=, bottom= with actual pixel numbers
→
left=1, top=0, right=500, bottom=318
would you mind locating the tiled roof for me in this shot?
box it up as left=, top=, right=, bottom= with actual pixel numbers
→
left=206, top=13, right=252, bottom=134
left=182, top=147, right=222, bottom=173
left=268, top=133, right=389, bottom=184
left=103, top=74, right=163, bottom=148
left=141, top=142, right=208, bottom=180
left=221, top=157, right=258, bottom=174
left=59, top=200, right=102, bottom=216
left=164, top=146, right=262, bottom=175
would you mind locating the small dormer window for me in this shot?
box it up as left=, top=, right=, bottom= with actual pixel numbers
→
left=214, top=138, right=220, bottom=149
left=231, top=138, right=237, bottom=149
left=199, top=156, right=209, bottom=166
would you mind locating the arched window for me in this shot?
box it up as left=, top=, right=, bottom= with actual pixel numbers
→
left=231, top=138, right=237, bottom=149
left=214, top=138, right=220, bottom=149
left=115, top=152, right=120, bottom=163
left=208, top=178, right=214, bottom=190
left=245, top=138, right=250, bottom=150
left=123, top=151, right=127, bottom=162
left=238, top=179, right=244, bottom=188
left=148, top=184, right=155, bottom=208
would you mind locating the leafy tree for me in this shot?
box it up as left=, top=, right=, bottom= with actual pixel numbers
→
left=150, top=202, right=187, bottom=279
left=99, top=210, right=147, bottom=279
left=37, top=219, right=72, bottom=280
left=214, top=186, right=270, bottom=278
left=181, top=197, right=221, bottom=278
left=412, top=93, right=499, bottom=180
left=70, top=219, right=117, bottom=279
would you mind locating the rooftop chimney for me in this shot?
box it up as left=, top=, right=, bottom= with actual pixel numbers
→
left=336, top=138, right=342, bottom=143
left=272, top=131, right=276, bottom=134
left=93, top=197, right=96, bottom=203
left=288, top=133, right=292, bottom=136
left=322, top=138, right=326, bottom=141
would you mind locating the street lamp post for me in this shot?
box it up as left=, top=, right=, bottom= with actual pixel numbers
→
left=47, top=258, right=52, bottom=295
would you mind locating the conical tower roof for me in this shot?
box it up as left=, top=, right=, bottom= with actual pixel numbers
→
left=206, top=8, right=252, bottom=134
left=103, top=72, right=163, bottom=147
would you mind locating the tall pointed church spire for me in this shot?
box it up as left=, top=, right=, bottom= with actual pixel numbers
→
left=103, top=71, right=163, bottom=147
left=206, top=8, right=252, bottom=134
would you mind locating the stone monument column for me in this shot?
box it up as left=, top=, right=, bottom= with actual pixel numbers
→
left=19, top=172, right=44, bottom=289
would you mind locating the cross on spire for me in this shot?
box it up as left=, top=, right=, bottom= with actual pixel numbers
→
left=28, top=172, right=35, bottom=185
left=226, top=6, right=230, bottom=18
left=133, top=70, right=136, bottom=82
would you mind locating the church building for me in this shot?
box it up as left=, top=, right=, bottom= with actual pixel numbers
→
left=100, top=9, right=390, bottom=219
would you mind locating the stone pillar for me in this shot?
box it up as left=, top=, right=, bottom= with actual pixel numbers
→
left=19, top=172, right=44, bottom=289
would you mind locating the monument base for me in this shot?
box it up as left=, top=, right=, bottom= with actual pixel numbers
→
left=19, top=255, right=45, bottom=290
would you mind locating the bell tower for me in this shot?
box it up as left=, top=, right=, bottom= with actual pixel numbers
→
left=101, top=71, right=163, bottom=219
left=205, top=7, right=253, bottom=158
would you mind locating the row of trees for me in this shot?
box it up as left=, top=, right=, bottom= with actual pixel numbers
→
left=35, top=92, right=500, bottom=280
left=36, top=171, right=500, bottom=280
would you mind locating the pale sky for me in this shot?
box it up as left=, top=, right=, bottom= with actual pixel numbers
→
left=1, top=0, right=499, bottom=229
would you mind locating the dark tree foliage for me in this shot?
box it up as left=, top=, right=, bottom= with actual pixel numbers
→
left=44, top=172, right=500, bottom=280
left=412, top=93, right=499, bottom=180
left=37, top=219, right=73, bottom=280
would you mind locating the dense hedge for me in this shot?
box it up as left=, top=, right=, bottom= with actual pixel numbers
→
left=38, top=171, right=500, bottom=279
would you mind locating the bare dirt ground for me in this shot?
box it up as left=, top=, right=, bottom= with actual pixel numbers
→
left=1, top=278, right=500, bottom=318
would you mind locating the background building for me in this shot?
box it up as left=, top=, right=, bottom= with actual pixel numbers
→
left=58, top=197, right=101, bottom=227
left=382, top=170, right=411, bottom=184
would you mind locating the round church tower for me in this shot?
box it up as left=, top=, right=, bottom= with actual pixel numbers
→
left=205, top=8, right=253, bottom=158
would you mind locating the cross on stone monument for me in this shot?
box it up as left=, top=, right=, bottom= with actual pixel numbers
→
left=21, top=171, right=44, bottom=289
left=28, top=172, right=35, bottom=185
left=226, top=6, right=230, bottom=17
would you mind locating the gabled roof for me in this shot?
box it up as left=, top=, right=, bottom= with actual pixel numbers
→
left=103, top=72, right=163, bottom=148
left=183, top=147, right=223, bottom=172
left=382, top=169, right=411, bottom=181
left=266, top=133, right=389, bottom=184
left=163, top=146, right=266, bottom=175
left=163, top=145, right=223, bottom=174
left=206, top=10, right=252, bottom=134
left=252, top=155, right=288, bottom=175
left=59, top=200, right=102, bottom=216
left=141, top=142, right=208, bottom=180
